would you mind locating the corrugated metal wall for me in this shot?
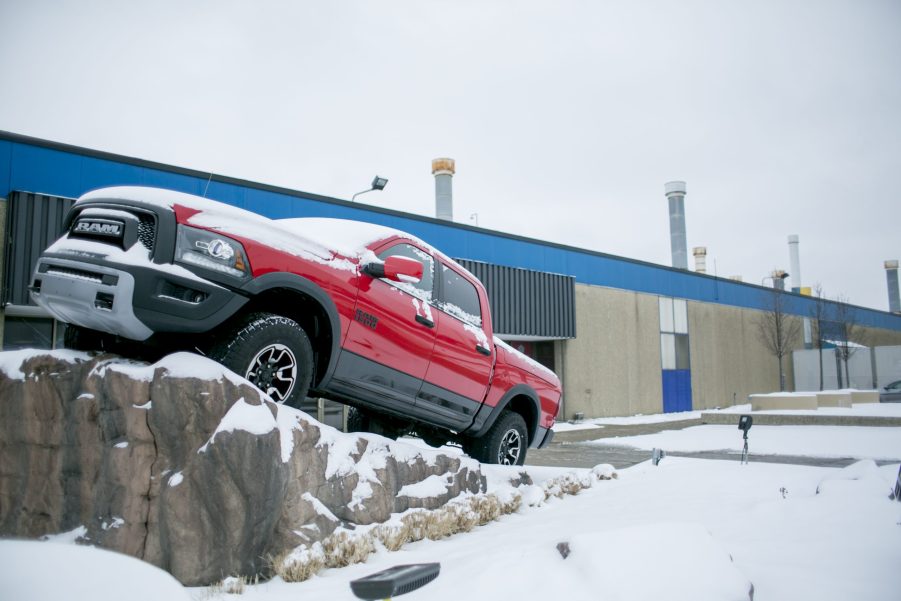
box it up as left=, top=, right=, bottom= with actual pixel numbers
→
left=457, top=259, right=576, bottom=339
left=3, top=191, right=76, bottom=306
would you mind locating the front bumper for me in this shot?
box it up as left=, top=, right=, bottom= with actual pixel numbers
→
left=31, top=254, right=247, bottom=341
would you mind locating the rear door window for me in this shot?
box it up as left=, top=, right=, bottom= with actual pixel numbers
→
left=438, top=264, right=482, bottom=327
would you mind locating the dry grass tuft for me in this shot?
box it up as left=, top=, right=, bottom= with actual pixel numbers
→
left=270, top=545, right=325, bottom=583
left=322, top=531, right=376, bottom=568
left=270, top=465, right=618, bottom=583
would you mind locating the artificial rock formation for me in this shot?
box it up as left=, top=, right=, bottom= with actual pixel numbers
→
left=0, top=351, right=485, bottom=585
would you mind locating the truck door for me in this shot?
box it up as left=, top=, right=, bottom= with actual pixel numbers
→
left=339, top=242, right=438, bottom=409
left=418, top=263, right=494, bottom=431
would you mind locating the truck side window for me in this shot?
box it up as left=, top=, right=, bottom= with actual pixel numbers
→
left=439, top=264, right=482, bottom=327
left=377, top=243, right=434, bottom=301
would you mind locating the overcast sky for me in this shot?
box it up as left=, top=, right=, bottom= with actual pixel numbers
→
left=2, top=1, right=899, bottom=311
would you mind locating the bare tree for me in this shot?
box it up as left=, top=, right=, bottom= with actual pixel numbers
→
left=833, top=295, right=866, bottom=388
left=754, top=288, right=803, bottom=391
left=809, top=283, right=829, bottom=390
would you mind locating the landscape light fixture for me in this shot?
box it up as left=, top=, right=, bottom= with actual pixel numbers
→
left=738, top=415, right=753, bottom=464
left=352, top=175, right=389, bottom=202
left=350, top=563, right=441, bottom=600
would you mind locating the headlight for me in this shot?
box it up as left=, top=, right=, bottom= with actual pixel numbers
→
left=175, top=225, right=251, bottom=279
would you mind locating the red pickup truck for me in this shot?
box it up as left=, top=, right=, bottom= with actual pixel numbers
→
left=30, top=186, right=560, bottom=464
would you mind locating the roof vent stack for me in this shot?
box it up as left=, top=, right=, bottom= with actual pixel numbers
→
left=886, top=260, right=900, bottom=314
left=693, top=247, right=707, bottom=274
left=788, top=235, right=802, bottom=293
left=432, top=158, right=455, bottom=221
left=664, top=181, right=688, bottom=269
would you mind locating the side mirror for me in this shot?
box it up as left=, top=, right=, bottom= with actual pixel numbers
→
left=363, top=256, right=423, bottom=283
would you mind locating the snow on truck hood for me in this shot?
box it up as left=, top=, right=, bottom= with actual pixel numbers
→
left=79, top=187, right=429, bottom=261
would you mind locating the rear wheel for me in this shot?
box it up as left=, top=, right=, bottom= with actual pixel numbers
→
left=208, top=313, right=314, bottom=409
left=466, top=411, right=528, bottom=465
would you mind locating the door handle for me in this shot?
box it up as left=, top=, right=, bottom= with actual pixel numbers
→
left=415, top=314, right=435, bottom=328
left=476, top=344, right=492, bottom=356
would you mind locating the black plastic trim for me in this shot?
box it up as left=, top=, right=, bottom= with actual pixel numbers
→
left=464, top=383, right=542, bottom=445
left=327, top=350, right=482, bottom=432
left=536, top=426, right=554, bottom=449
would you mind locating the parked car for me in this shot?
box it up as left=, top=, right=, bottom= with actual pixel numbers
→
left=30, top=186, right=561, bottom=464
left=880, top=380, right=901, bottom=403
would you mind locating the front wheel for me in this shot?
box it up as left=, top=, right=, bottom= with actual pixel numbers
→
left=208, top=313, right=314, bottom=409
left=466, top=411, right=528, bottom=465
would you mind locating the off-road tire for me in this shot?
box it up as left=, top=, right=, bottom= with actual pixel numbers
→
left=466, top=411, right=528, bottom=465
left=208, top=312, right=314, bottom=409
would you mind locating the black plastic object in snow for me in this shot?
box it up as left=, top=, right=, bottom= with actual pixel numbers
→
left=738, top=415, right=753, bottom=464
left=350, top=563, right=441, bottom=600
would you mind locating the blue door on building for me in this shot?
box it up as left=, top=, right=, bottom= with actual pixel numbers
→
left=662, top=369, right=692, bottom=413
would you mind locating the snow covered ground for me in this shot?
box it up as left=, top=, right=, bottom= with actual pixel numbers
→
left=3, top=454, right=899, bottom=600
left=592, top=424, right=901, bottom=461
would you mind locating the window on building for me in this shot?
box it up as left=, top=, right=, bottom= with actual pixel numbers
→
left=439, top=264, right=482, bottom=326
left=659, top=297, right=690, bottom=370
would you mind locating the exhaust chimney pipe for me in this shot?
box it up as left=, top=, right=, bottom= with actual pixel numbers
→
left=693, top=247, right=707, bottom=274
left=788, top=235, right=802, bottom=293
left=664, top=181, right=688, bottom=269
left=886, top=260, right=900, bottom=313
left=432, top=158, right=455, bottom=221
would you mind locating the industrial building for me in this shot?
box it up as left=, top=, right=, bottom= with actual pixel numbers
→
left=2, top=130, right=901, bottom=419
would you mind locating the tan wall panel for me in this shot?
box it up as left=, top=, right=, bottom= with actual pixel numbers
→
left=561, top=285, right=661, bottom=418
left=687, top=302, right=803, bottom=409
left=858, top=325, right=901, bottom=347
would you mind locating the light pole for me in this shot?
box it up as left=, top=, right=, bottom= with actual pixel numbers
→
left=352, top=176, right=389, bottom=202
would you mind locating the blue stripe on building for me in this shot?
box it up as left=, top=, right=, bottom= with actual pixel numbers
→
left=3, top=130, right=900, bottom=332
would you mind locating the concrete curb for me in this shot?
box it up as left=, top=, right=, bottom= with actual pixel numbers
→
left=700, top=412, right=901, bottom=427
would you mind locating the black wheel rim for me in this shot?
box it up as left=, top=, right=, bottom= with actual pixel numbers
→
left=498, top=428, right=522, bottom=465
left=245, top=343, right=297, bottom=402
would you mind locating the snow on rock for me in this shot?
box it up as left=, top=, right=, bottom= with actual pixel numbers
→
left=198, top=396, right=277, bottom=453
left=398, top=474, right=453, bottom=499
left=0, top=348, right=90, bottom=380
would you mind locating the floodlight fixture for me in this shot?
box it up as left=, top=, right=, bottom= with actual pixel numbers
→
left=352, top=175, right=389, bottom=202
left=350, top=563, right=440, bottom=600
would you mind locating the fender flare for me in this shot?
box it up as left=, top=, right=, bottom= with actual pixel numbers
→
left=465, top=384, right=541, bottom=444
left=240, top=272, right=344, bottom=390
